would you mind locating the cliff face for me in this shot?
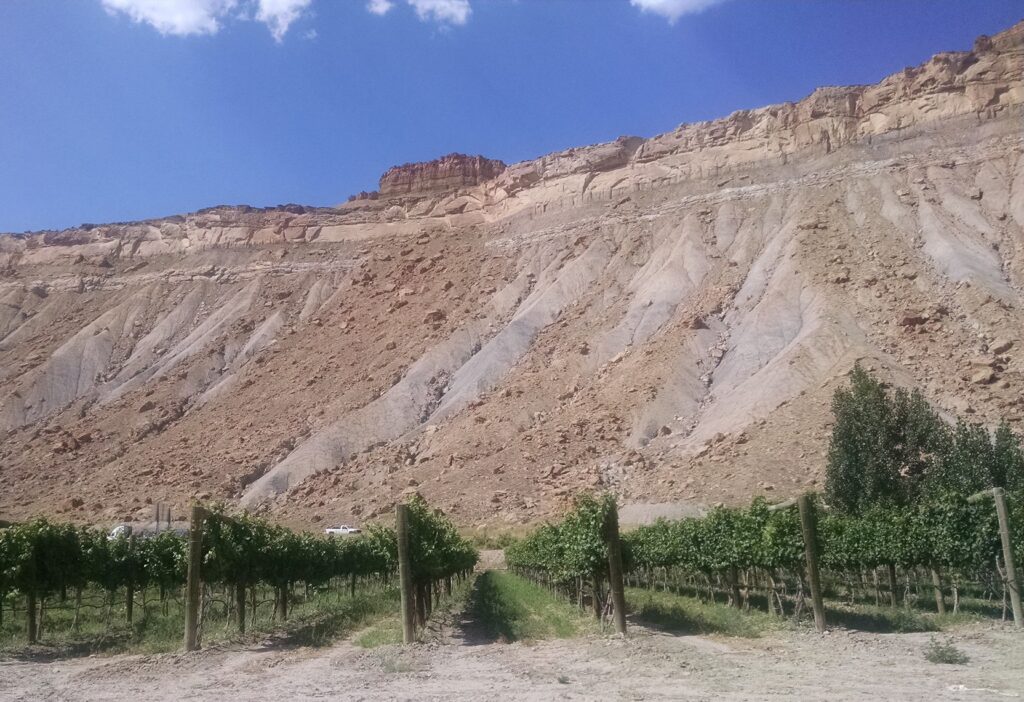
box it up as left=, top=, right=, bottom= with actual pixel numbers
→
left=378, top=153, right=507, bottom=196
left=1, top=22, right=1023, bottom=528
left=4, top=23, right=1018, bottom=264
left=634, top=25, right=1023, bottom=166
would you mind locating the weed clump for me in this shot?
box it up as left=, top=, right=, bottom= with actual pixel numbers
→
left=925, top=637, right=970, bottom=665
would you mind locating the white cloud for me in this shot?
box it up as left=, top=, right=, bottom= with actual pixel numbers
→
left=104, top=0, right=730, bottom=40
left=630, top=0, right=729, bottom=23
left=407, top=0, right=471, bottom=25
left=102, top=0, right=238, bottom=36
left=366, top=0, right=394, bottom=16
left=101, top=0, right=311, bottom=39
left=255, top=0, right=313, bottom=41
left=365, top=0, right=470, bottom=26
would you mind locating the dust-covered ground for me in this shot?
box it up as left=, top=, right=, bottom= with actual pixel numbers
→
left=2, top=622, right=1021, bottom=701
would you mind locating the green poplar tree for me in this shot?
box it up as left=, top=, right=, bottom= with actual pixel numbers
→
left=992, top=421, right=1024, bottom=492
left=825, top=365, right=943, bottom=514
left=925, top=420, right=1024, bottom=496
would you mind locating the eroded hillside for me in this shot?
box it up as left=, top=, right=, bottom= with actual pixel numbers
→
left=1, top=23, right=1023, bottom=527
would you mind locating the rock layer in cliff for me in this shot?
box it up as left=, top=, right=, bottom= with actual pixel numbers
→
left=378, top=153, right=507, bottom=196
left=1, top=22, right=1023, bottom=529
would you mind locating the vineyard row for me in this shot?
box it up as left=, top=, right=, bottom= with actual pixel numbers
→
left=0, top=495, right=478, bottom=646
left=506, top=491, right=1024, bottom=628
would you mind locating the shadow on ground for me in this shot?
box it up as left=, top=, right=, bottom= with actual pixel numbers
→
left=455, top=571, right=520, bottom=646
left=1, top=633, right=133, bottom=662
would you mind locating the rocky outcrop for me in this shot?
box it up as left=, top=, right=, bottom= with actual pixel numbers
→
left=378, top=153, right=506, bottom=196
left=636, top=24, right=1024, bottom=165
left=347, top=191, right=379, bottom=202
left=495, top=136, right=644, bottom=194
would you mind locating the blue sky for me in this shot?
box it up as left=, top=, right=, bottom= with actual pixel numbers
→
left=0, top=0, right=1020, bottom=233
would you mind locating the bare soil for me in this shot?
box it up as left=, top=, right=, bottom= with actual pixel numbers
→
left=1, top=621, right=1021, bottom=701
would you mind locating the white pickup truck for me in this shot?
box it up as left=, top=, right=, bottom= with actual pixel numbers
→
left=324, top=524, right=362, bottom=536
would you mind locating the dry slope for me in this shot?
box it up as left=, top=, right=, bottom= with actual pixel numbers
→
left=1, top=23, right=1023, bottom=528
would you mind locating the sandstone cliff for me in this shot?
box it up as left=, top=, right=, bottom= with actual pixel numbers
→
left=378, top=153, right=507, bottom=196
left=1, top=22, right=1022, bottom=528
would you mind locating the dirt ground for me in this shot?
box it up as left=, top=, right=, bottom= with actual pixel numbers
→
left=2, top=619, right=1021, bottom=701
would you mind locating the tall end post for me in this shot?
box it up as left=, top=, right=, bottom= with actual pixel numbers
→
left=797, top=494, right=826, bottom=633
left=184, top=504, right=205, bottom=651
left=396, top=503, right=416, bottom=644
left=605, top=501, right=628, bottom=636
left=992, top=488, right=1022, bottom=628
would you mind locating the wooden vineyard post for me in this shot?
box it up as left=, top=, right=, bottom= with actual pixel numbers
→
left=416, top=583, right=427, bottom=626
left=797, top=494, right=826, bottom=633
left=235, top=583, right=247, bottom=635
left=26, top=590, right=37, bottom=644
left=184, top=505, right=206, bottom=652
left=728, top=567, right=742, bottom=610
left=396, top=504, right=416, bottom=644
left=278, top=586, right=288, bottom=621
left=767, top=496, right=825, bottom=630
left=125, top=528, right=136, bottom=626
left=970, top=488, right=1022, bottom=628
left=992, top=488, right=1023, bottom=628
left=604, top=502, right=628, bottom=636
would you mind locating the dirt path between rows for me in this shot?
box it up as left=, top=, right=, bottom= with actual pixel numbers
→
left=2, top=619, right=1021, bottom=701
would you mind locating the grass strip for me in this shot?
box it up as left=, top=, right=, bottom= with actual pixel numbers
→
left=626, top=587, right=778, bottom=638
left=468, top=571, right=598, bottom=643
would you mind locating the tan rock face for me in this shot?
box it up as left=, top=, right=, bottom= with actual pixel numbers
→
left=635, top=23, right=1024, bottom=167
left=378, top=153, right=506, bottom=196
left=1, top=22, right=1024, bottom=528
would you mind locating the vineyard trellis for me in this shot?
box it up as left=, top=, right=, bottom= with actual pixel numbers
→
left=0, top=494, right=477, bottom=649
left=504, top=494, right=630, bottom=631
left=507, top=490, right=1024, bottom=630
